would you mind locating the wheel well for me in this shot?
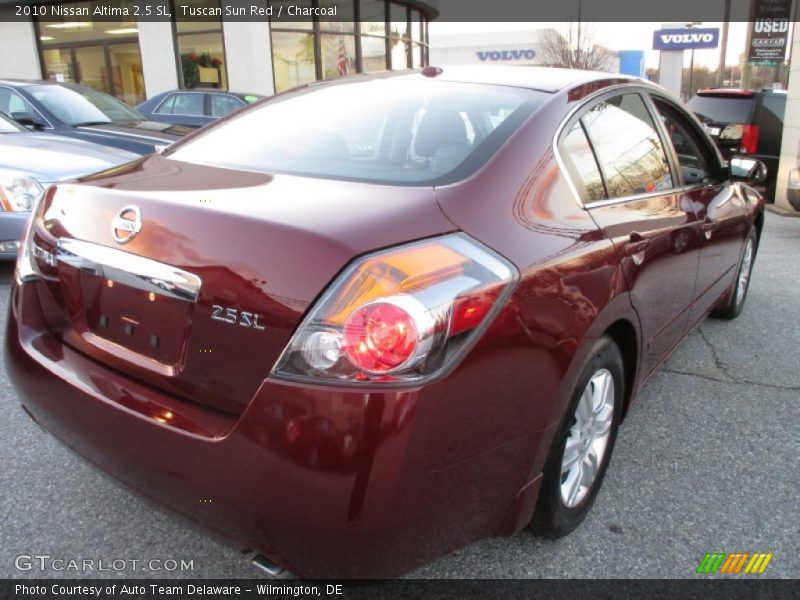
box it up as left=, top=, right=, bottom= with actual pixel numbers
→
left=604, top=320, right=638, bottom=421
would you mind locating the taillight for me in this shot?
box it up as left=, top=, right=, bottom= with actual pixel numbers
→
left=741, top=125, right=759, bottom=154
left=14, top=185, right=51, bottom=285
left=271, top=233, right=518, bottom=386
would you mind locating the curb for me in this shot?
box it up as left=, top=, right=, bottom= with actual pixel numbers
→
left=766, top=205, right=800, bottom=218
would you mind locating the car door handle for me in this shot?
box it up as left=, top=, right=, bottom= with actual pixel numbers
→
left=623, top=233, right=651, bottom=256
left=701, top=221, right=717, bottom=232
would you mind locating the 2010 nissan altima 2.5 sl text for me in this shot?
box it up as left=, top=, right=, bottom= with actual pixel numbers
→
left=4, top=66, right=765, bottom=579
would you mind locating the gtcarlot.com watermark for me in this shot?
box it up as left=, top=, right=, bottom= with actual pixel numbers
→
left=14, top=554, right=194, bottom=573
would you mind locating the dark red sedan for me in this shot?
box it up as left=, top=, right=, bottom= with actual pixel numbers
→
left=5, top=67, right=765, bottom=579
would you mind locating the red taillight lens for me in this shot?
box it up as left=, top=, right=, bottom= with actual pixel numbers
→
left=741, top=124, right=759, bottom=154
left=272, top=234, right=518, bottom=386
left=344, top=301, right=419, bottom=373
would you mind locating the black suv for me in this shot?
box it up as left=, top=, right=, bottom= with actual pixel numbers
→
left=688, top=88, right=786, bottom=202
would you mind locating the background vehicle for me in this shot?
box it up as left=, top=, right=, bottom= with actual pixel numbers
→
left=688, top=88, right=785, bottom=202
left=137, top=89, right=263, bottom=128
left=0, top=111, right=137, bottom=259
left=6, top=67, right=765, bottom=579
left=0, top=80, right=192, bottom=155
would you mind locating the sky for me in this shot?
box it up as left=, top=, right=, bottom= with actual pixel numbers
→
left=428, top=21, right=755, bottom=70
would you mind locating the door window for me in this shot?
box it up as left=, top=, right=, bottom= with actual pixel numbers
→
left=581, top=93, right=673, bottom=199
left=0, top=88, right=35, bottom=118
left=652, top=97, right=721, bottom=186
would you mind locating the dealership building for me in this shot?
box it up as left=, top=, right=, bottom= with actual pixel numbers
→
left=0, top=0, right=436, bottom=104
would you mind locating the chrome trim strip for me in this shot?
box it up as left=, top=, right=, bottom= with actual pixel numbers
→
left=56, top=238, right=202, bottom=302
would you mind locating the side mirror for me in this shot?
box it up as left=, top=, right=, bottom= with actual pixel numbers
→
left=11, top=112, right=44, bottom=131
left=730, top=157, right=767, bottom=184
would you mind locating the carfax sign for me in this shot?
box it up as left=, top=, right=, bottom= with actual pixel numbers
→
left=653, top=28, right=720, bottom=51
left=748, top=0, right=792, bottom=62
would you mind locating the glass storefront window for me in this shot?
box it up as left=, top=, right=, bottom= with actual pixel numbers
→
left=269, top=0, right=427, bottom=91
left=36, top=1, right=145, bottom=104
left=108, top=42, right=145, bottom=105
left=173, top=1, right=228, bottom=90
left=389, top=3, right=409, bottom=70
left=320, top=34, right=356, bottom=79
left=272, top=31, right=317, bottom=93
left=361, top=36, right=387, bottom=73
left=176, top=32, right=228, bottom=90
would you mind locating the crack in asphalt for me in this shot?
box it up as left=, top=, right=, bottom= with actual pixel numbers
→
left=662, top=368, right=800, bottom=392
left=696, top=326, right=737, bottom=381
left=662, top=326, right=800, bottom=392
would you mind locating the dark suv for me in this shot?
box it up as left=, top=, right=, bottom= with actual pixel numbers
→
left=688, top=88, right=785, bottom=202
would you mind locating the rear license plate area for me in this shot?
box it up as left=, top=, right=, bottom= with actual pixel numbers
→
left=79, top=272, right=191, bottom=366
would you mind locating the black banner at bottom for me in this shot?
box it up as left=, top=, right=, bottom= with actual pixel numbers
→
left=2, top=579, right=799, bottom=600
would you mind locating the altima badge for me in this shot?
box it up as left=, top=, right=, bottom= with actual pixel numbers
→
left=111, top=205, right=143, bottom=244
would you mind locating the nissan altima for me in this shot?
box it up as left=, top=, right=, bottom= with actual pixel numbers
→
left=5, top=67, right=765, bottom=579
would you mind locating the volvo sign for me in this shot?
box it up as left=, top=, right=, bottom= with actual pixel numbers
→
left=476, top=49, right=536, bottom=62
left=653, top=28, right=720, bottom=51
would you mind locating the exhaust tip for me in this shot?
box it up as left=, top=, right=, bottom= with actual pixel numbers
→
left=251, top=554, right=292, bottom=579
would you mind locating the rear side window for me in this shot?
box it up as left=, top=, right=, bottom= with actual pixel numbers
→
left=761, top=95, right=785, bottom=121
left=157, top=93, right=204, bottom=116
left=168, top=79, right=546, bottom=186
left=581, top=93, right=673, bottom=199
left=560, top=121, right=606, bottom=202
left=688, top=95, right=755, bottom=124
left=210, top=94, right=245, bottom=117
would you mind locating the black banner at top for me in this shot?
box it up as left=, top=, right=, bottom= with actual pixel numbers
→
left=0, top=0, right=798, bottom=23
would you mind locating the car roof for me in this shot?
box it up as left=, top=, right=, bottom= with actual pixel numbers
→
left=335, top=66, right=643, bottom=94
left=417, top=66, right=639, bottom=93
left=0, top=79, right=60, bottom=87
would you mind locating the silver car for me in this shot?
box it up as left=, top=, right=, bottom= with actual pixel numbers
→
left=0, top=111, right=137, bottom=259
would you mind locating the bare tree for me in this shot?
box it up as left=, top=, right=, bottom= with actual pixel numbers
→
left=540, top=25, right=616, bottom=72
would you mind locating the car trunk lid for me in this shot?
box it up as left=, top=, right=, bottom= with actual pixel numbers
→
left=29, top=155, right=455, bottom=415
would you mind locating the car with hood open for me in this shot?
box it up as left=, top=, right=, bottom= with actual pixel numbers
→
left=5, top=66, right=766, bottom=579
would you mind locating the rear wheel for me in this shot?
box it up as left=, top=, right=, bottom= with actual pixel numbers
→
left=711, top=227, right=757, bottom=320
left=531, top=336, right=624, bottom=538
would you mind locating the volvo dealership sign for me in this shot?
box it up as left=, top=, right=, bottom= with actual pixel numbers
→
left=748, top=0, right=792, bottom=62
left=476, top=49, right=537, bottom=62
left=653, top=28, right=720, bottom=51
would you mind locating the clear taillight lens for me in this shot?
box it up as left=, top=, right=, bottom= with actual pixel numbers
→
left=14, top=185, right=50, bottom=284
left=271, top=233, right=518, bottom=386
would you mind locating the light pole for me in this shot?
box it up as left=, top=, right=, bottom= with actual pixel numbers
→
left=686, top=21, right=702, bottom=99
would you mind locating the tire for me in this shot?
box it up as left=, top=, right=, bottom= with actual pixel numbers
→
left=531, top=336, right=624, bottom=538
left=711, top=227, right=757, bottom=320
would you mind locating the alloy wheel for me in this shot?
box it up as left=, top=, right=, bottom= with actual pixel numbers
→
left=559, top=368, right=615, bottom=508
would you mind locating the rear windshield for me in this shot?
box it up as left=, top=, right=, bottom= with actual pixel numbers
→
left=688, top=95, right=755, bottom=124
left=167, top=79, right=546, bottom=185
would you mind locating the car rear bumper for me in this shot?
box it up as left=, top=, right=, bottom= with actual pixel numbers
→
left=5, top=279, right=552, bottom=578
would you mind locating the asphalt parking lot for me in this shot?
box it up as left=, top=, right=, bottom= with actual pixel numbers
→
left=0, top=212, right=798, bottom=580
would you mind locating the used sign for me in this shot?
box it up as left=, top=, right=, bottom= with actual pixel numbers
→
left=748, top=0, right=792, bottom=62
